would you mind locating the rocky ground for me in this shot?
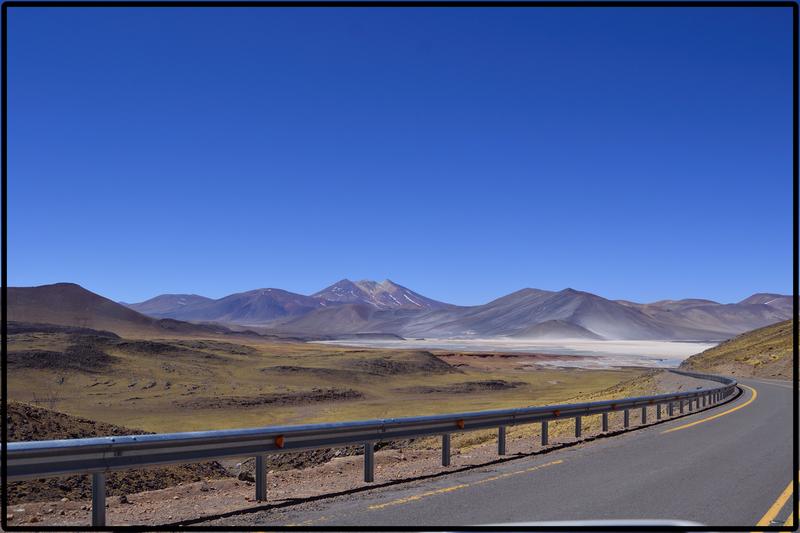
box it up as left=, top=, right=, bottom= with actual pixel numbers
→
left=5, top=370, right=716, bottom=527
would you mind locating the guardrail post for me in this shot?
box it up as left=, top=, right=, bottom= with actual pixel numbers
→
left=641, top=406, right=647, bottom=424
left=541, top=420, right=548, bottom=446
left=575, top=416, right=582, bottom=438
left=92, top=472, right=105, bottom=527
left=601, top=412, right=608, bottom=432
left=623, top=409, right=630, bottom=428
left=668, top=402, right=674, bottom=417
left=702, top=394, right=707, bottom=407
left=688, top=398, right=693, bottom=411
left=364, top=442, right=374, bottom=482
left=498, top=426, right=507, bottom=455
left=656, top=404, right=662, bottom=420
left=442, top=434, right=451, bottom=466
left=255, top=454, right=267, bottom=501
left=679, top=399, right=685, bottom=414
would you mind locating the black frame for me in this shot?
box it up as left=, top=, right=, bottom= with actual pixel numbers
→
left=1, top=1, right=797, bottom=531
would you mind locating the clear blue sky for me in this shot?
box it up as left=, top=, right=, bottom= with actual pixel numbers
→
left=7, top=6, right=793, bottom=306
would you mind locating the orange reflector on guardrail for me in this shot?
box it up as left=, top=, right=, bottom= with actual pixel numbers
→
left=275, top=436, right=285, bottom=448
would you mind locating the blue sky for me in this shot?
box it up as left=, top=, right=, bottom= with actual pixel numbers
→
left=7, top=6, right=793, bottom=306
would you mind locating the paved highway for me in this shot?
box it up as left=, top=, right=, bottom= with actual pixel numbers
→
left=203, top=377, right=795, bottom=528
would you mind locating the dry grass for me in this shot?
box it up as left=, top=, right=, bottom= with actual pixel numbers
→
left=680, top=320, right=792, bottom=380
left=7, top=327, right=647, bottom=434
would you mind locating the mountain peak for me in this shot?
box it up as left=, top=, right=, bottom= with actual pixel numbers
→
left=313, top=279, right=448, bottom=310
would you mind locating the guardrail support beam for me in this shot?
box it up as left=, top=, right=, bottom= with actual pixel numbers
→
left=623, top=409, right=630, bottom=428
left=656, top=404, right=662, bottom=420
left=442, top=434, right=451, bottom=466
left=364, top=442, right=374, bottom=482
left=92, top=472, right=105, bottom=527
left=575, top=416, right=582, bottom=438
left=668, top=402, right=674, bottom=417
left=601, top=412, right=608, bottom=432
left=498, top=426, right=507, bottom=455
left=541, top=420, right=548, bottom=446
left=641, top=406, right=647, bottom=424
left=679, top=399, right=685, bottom=413
left=255, top=454, right=267, bottom=501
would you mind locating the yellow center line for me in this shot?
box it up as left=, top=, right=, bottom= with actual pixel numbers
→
left=784, top=512, right=794, bottom=527
left=367, top=459, right=564, bottom=511
left=661, top=385, right=757, bottom=434
left=753, top=473, right=796, bottom=529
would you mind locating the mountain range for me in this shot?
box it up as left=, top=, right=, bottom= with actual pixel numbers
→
left=7, top=281, right=792, bottom=342
left=121, top=280, right=791, bottom=341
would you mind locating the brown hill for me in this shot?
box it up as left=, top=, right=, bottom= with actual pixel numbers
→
left=6, top=283, right=247, bottom=338
left=680, top=320, right=793, bottom=380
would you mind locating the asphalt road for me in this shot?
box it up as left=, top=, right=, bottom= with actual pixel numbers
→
left=204, top=377, right=795, bottom=528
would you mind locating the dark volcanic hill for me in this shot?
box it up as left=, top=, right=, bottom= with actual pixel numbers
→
left=313, top=279, right=450, bottom=310
left=6, top=283, right=242, bottom=337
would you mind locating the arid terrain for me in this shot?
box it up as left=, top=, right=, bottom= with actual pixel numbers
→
left=6, top=369, right=715, bottom=526
left=5, top=282, right=793, bottom=526
left=680, top=319, right=793, bottom=379
left=7, top=320, right=644, bottom=434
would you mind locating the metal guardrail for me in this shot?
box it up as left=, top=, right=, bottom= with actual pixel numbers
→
left=5, top=370, right=738, bottom=526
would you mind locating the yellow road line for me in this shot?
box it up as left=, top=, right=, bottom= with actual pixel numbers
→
left=368, top=459, right=563, bottom=511
left=368, top=483, right=470, bottom=510
left=754, top=474, right=796, bottom=528
left=662, top=385, right=757, bottom=434
left=784, top=512, right=794, bottom=527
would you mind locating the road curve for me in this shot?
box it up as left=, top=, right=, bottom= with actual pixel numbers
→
left=203, top=377, right=795, bottom=527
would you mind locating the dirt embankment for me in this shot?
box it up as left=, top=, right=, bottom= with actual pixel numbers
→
left=6, top=402, right=230, bottom=504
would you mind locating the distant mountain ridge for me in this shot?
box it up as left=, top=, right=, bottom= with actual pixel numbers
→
left=118, top=280, right=793, bottom=342
left=136, top=288, right=325, bottom=324
left=124, top=294, right=212, bottom=316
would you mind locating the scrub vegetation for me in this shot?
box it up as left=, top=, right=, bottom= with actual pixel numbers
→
left=680, top=319, right=792, bottom=379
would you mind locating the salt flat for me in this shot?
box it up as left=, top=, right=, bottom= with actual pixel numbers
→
left=315, top=338, right=718, bottom=369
